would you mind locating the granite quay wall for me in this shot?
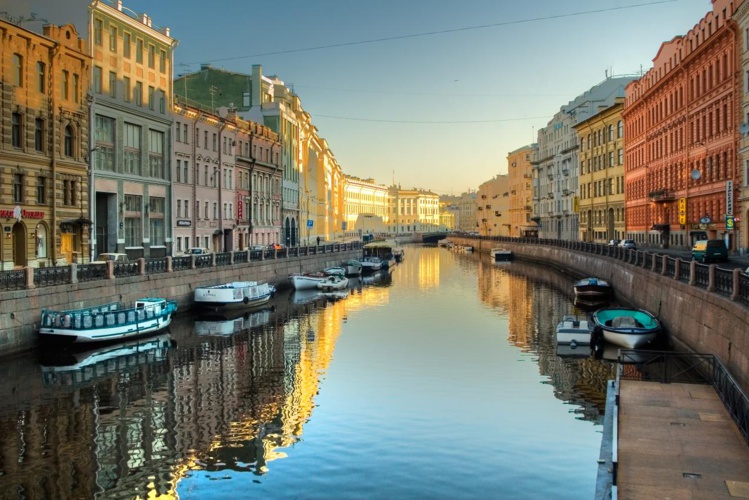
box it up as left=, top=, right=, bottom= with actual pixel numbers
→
left=450, top=236, right=749, bottom=392
left=0, top=243, right=362, bottom=357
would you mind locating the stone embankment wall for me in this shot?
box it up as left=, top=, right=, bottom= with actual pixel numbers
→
left=0, top=250, right=359, bottom=356
left=451, top=237, right=749, bottom=392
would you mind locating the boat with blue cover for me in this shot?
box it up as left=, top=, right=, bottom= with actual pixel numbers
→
left=39, top=297, right=177, bottom=344
left=591, top=307, right=662, bottom=348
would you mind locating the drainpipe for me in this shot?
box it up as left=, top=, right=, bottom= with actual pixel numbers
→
left=218, top=120, right=226, bottom=251
left=191, top=110, right=200, bottom=249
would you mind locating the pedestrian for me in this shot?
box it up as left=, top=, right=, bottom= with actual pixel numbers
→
left=316, top=236, right=321, bottom=246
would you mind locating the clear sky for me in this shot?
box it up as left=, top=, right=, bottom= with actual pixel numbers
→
left=5, top=0, right=712, bottom=194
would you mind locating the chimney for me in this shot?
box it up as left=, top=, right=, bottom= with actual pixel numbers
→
left=251, top=65, right=262, bottom=108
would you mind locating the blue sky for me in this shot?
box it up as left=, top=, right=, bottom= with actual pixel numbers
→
left=7, top=0, right=711, bottom=194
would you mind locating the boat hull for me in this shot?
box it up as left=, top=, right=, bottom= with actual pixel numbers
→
left=290, top=274, right=326, bottom=290
left=492, top=249, right=513, bottom=262
left=39, top=298, right=177, bottom=345
left=592, top=308, right=662, bottom=349
left=573, top=278, right=611, bottom=298
left=600, top=329, right=659, bottom=349
left=555, top=315, right=591, bottom=345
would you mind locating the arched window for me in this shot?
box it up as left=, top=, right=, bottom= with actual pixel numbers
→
left=617, top=120, right=624, bottom=138
left=64, top=125, right=74, bottom=156
left=35, top=224, right=47, bottom=258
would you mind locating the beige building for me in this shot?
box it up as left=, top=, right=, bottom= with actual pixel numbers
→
left=574, top=98, right=626, bottom=243
left=439, top=201, right=456, bottom=231
left=477, top=175, right=511, bottom=237
left=736, top=2, right=749, bottom=253
left=0, top=17, right=91, bottom=269
left=507, top=144, right=537, bottom=237
left=388, top=186, right=440, bottom=234
left=441, top=192, right=477, bottom=233
left=342, top=176, right=390, bottom=238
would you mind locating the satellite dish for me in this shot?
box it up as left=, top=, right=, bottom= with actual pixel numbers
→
left=691, top=169, right=702, bottom=180
left=740, top=122, right=749, bottom=135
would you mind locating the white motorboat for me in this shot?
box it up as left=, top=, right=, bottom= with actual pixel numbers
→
left=360, top=256, right=383, bottom=273
left=289, top=273, right=327, bottom=290
left=194, top=281, right=275, bottom=310
left=324, top=266, right=347, bottom=277
left=341, top=259, right=363, bottom=276
left=317, top=275, right=349, bottom=292
left=39, top=298, right=177, bottom=344
left=555, top=314, right=592, bottom=345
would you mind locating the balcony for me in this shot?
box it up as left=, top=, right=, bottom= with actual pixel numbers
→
left=547, top=193, right=554, bottom=199
left=562, top=189, right=573, bottom=196
left=648, top=188, right=675, bottom=203
left=530, top=214, right=541, bottom=222
left=562, top=169, right=569, bottom=176
left=547, top=173, right=554, bottom=180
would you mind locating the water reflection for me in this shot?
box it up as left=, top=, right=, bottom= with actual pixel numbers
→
left=0, top=246, right=622, bottom=498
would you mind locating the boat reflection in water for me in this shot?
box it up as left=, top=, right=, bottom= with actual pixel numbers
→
left=38, top=333, right=174, bottom=387
left=194, top=307, right=273, bottom=336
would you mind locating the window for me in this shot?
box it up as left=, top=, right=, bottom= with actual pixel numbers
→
left=73, top=74, right=79, bottom=103
left=148, top=197, right=165, bottom=245
left=213, top=202, right=218, bottom=220
left=123, top=76, right=131, bottom=102
left=94, top=18, right=102, bottom=45
left=175, top=122, right=181, bottom=142
left=183, top=160, right=188, bottom=183
left=148, top=85, right=154, bottom=110
left=196, top=201, right=200, bottom=219
left=12, top=112, right=22, bottom=148
left=159, top=49, right=166, bottom=72
left=148, top=44, right=155, bottom=69
left=94, top=115, right=115, bottom=173
left=13, top=174, right=23, bottom=203
left=159, top=94, right=165, bottom=114
left=212, top=133, right=217, bottom=151
left=204, top=201, right=209, bottom=219
left=34, top=118, right=44, bottom=152
left=37, top=62, right=46, bottom=93
left=64, top=125, right=74, bottom=157
left=109, top=71, right=117, bottom=98
left=204, top=131, right=208, bottom=149
left=123, top=32, right=131, bottom=58
left=134, top=81, right=142, bottom=106
left=149, top=130, right=165, bottom=178
left=608, top=124, right=614, bottom=141
left=136, top=39, right=143, bottom=63
left=176, top=159, right=181, bottom=182
left=124, top=195, right=143, bottom=247
left=35, top=224, right=47, bottom=258
left=618, top=148, right=623, bottom=165
left=92, top=66, right=101, bottom=94
left=109, top=26, right=117, bottom=52
left=183, top=124, right=188, bottom=143
left=123, top=123, right=141, bottom=175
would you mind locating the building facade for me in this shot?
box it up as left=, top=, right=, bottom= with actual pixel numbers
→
left=732, top=0, right=749, bottom=253
left=624, top=0, right=741, bottom=250
left=507, top=144, right=537, bottom=237
left=0, top=17, right=91, bottom=269
left=477, top=175, right=511, bottom=237
left=388, top=187, right=440, bottom=234
left=342, top=175, right=390, bottom=238
left=89, top=0, right=177, bottom=259
left=574, top=98, right=627, bottom=243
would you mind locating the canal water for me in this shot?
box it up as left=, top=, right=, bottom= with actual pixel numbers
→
left=0, top=245, right=621, bottom=499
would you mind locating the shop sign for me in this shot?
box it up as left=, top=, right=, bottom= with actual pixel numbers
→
left=726, top=180, right=734, bottom=216
left=176, top=220, right=192, bottom=227
left=0, top=209, right=45, bottom=220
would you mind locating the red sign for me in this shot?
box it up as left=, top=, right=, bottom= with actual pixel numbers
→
left=0, top=209, right=45, bottom=219
left=237, top=195, right=243, bottom=219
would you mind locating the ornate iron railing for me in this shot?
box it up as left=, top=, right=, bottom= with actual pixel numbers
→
left=234, top=252, right=248, bottom=264
left=145, top=258, right=167, bottom=274
left=694, top=264, right=709, bottom=289
left=664, top=257, right=676, bottom=278
left=172, top=256, right=191, bottom=271
left=215, top=252, right=231, bottom=266
left=195, top=255, right=212, bottom=268
left=714, top=268, right=733, bottom=297
left=77, top=264, right=107, bottom=282
left=677, top=260, right=691, bottom=284
left=114, top=262, right=140, bottom=277
left=34, top=266, right=70, bottom=286
left=0, top=269, right=26, bottom=290
left=739, top=274, right=749, bottom=306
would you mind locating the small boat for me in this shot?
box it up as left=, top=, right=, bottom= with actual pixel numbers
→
left=317, top=275, right=349, bottom=292
left=194, top=281, right=275, bottom=310
left=324, top=266, right=347, bottom=277
left=491, top=248, right=513, bottom=262
left=341, top=259, right=363, bottom=276
left=289, top=273, right=327, bottom=290
left=363, top=240, right=398, bottom=268
left=555, top=314, right=592, bottom=345
left=360, top=256, right=383, bottom=273
left=555, top=342, right=592, bottom=359
left=591, top=307, right=662, bottom=349
left=573, top=277, right=612, bottom=299
left=39, top=298, right=177, bottom=344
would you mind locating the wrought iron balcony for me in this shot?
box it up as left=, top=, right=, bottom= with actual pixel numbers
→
left=648, top=188, right=675, bottom=203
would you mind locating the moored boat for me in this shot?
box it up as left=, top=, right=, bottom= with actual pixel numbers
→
left=363, top=240, right=398, bottom=268
left=591, top=307, right=662, bottom=349
left=323, top=266, right=347, bottom=277
left=491, top=248, right=513, bottom=262
left=289, top=273, right=327, bottom=290
left=573, top=277, right=612, bottom=299
left=194, top=281, right=275, bottom=310
left=360, top=256, right=383, bottom=273
left=317, top=275, right=349, bottom=292
left=341, top=259, right=363, bottom=276
left=555, top=314, right=592, bottom=345
left=39, top=298, right=177, bottom=344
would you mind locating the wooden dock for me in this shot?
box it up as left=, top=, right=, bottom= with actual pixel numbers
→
left=616, top=381, right=749, bottom=498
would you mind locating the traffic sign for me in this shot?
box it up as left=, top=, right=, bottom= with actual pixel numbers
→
left=307, top=219, right=313, bottom=227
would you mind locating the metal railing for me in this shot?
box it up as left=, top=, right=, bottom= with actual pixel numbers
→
left=0, top=242, right=362, bottom=290
left=618, top=350, right=749, bottom=445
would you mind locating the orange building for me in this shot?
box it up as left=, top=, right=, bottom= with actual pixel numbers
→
left=623, top=0, right=742, bottom=250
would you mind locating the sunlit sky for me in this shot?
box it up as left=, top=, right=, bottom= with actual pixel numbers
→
left=6, top=0, right=713, bottom=194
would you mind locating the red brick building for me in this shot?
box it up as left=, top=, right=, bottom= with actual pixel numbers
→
left=623, top=0, right=742, bottom=250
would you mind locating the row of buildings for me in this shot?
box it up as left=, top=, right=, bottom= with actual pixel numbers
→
left=0, top=0, right=460, bottom=270
left=476, top=0, right=749, bottom=254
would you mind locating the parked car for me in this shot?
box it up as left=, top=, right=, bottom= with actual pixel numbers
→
left=250, top=245, right=265, bottom=252
left=92, top=253, right=129, bottom=264
left=691, top=239, right=728, bottom=263
left=268, top=243, right=286, bottom=251
left=608, top=239, right=620, bottom=246
left=186, top=247, right=211, bottom=255
left=619, top=239, right=637, bottom=250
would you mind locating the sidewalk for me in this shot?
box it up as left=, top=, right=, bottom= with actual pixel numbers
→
left=638, top=244, right=749, bottom=270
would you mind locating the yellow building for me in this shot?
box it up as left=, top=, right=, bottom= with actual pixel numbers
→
left=477, top=175, right=511, bottom=237
left=507, top=144, right=537, bottom=237
left=438, top=201, right=455, bottom=231
left=574, top=97, right=626, bottom=242
left=0, top=17, right=91, bottom=269
left=342, top=176, right=390, bottom=238
left=388, top=186, right=440, bottom=235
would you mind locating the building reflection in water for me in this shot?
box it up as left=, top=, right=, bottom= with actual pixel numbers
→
left=0, top=248, right=617, bottom=497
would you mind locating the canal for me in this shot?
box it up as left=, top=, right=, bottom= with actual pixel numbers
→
left=0, top=245, right=622, bottom=499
